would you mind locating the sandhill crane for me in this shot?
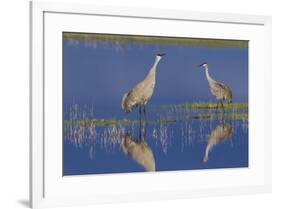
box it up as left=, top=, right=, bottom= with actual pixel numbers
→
left=203, top=123, right=233, bottom=163
left=122, top=53, right=165, bottom=115
left=122, top=130, right=155, bottom=171
left=122, top=114, right=155, bottom=171
left=199, top=62, right=232, bottom=110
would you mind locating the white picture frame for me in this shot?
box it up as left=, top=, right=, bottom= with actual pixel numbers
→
left=30, top=1, right=272, bottom=208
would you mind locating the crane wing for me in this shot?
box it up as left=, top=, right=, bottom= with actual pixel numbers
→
left=210, top=81, right=232, bottom=101
left=214, top=82, right=228, bottom=90
left=121, top=92, right=129, bottom=111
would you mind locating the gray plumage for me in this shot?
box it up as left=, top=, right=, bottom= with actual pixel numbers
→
left=200, top=63, right=232, bottom=105
left=122, top=54, right=165, bottom=113
left=122, top=133, right=155, bottom=171
left=203, top=123, right=233, bottom=163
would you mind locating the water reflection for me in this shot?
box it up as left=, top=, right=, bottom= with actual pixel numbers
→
left=122, top=121, right=155, bottom=171
left=203, top=114, right=233, bottom=163
left=63, top=103, right=248, bottom=175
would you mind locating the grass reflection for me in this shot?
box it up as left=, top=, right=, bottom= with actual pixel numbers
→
left=63, top=103, right=247, bottom=162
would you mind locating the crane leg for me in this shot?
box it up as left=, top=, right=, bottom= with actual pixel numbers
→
left=220, top=100, right=225, bottom=112
left=222, top=110, right=225, bottom=124
left=216, top=101, right=219, bottom=112
left=143, top=128, right=147, bottom=141
left=141, top=119, right=147, bottom=142
left=139, top=105, right=142, bottom=134
left=143, top=104, right=147, bottom=122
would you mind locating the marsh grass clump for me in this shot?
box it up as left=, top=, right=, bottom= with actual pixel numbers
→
left=190, top=113, right=248, bottom=121
left=64, top=103, right=248, bottom=128
left=65, top=118, right=138, bottom=127
left=64, top=112, right=248, bottom=129
left=184, top=103, right=247, bottom=110
left=158, top=103, right=248, bottom=110
left=64, top=118, right=178, bottom=127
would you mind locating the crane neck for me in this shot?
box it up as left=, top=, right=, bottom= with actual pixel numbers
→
left=205, top=67, right=214, bottom=83
left=147, top=57, right=161, bottom=76
left=152, top=56, right=161, bottom=70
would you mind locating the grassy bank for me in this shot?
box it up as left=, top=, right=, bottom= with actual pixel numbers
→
left=63, top=32, right=248, bottom=48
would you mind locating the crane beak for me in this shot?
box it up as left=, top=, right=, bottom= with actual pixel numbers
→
left=157, top=53, right=166, bottom=57
left=198, top=62, right=206, bottom=68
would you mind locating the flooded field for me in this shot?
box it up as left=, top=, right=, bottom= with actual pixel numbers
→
left=63, top=103, right=248, bottom=175
left=63, top=33, right=248, bottom=175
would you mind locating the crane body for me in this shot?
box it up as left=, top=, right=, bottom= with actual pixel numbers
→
left=122, top=54, right=165, bottom=113
left=199, top=62, right=232, bottom=109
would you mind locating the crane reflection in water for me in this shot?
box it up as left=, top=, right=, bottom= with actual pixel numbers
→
left=122, top=120, right=156, bottom=172
left=63, top=102, right=248, bottom=175
left=63, top=33, right=248, bottom=175
left=203, top=113, right=233, bottom=163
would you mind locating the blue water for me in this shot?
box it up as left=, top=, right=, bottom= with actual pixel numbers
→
left=63, top=104, right=248, bottom=175
left=63, top=37, right=248, bottom=106
left=63, top=34, right=248, bottom=175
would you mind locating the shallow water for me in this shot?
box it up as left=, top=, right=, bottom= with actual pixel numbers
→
left=63, top=34, right=248, bottom=175
left=63, top=104, right=248, bottom=175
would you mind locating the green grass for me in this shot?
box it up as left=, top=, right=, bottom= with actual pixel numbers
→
left=189, top=113, right=248, bottom=121
left=63, top=32, right=248, bottom=48
left=64, top=103, right=248, bottom=127
left=159, top=102, right=248, bottom=110
left=64, top=118, right=135, bottom=127
left=64, top=118, right=177, bottom=127
left=64, top=113, right=247, bottom=127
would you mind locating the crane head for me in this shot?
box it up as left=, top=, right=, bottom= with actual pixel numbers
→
left=156, top=53, right=165, bottom=59
left=157, top=53, right=165, bottom=57
left=199, top=62, right=208, bottom=68
left=156, top=53, right=165, bottom=62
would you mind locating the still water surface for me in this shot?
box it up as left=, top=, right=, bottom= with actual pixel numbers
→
left=63, top=34, right=248, bottom=175
left=63, top=104, right=248, bottom=175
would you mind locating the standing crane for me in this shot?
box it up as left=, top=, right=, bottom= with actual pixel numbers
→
left=122, top=53, right=165, bottom=115
left=199, top=62, right=232, bottom=110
